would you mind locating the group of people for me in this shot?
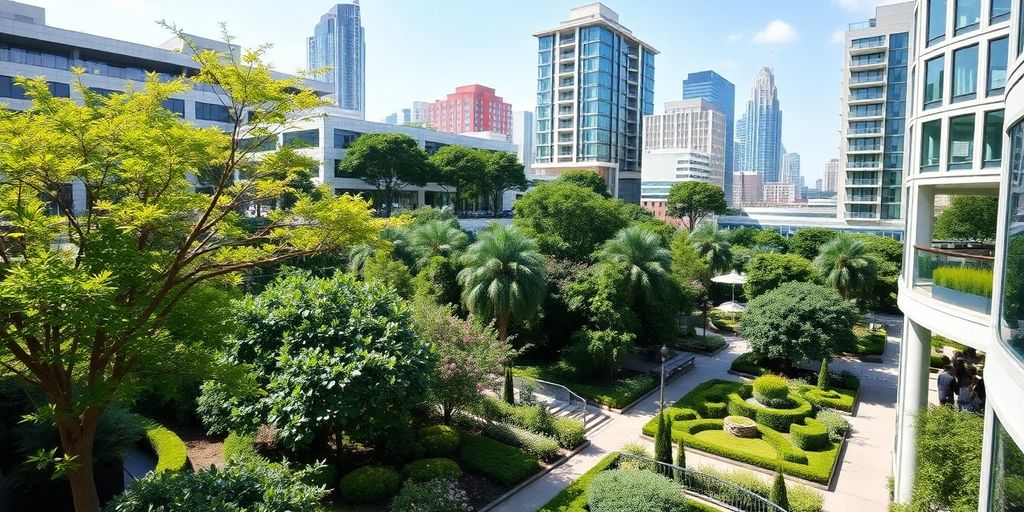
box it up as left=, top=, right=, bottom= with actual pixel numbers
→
left=936, top=352, right=986, bottom=412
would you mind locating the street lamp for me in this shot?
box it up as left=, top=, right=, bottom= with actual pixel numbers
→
left=659, top=344, right=670, bottom=412
left=701, top=294, right=710, bottom=340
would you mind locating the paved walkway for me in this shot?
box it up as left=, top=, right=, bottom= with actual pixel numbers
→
left=491, top=317, right=903, bottom=512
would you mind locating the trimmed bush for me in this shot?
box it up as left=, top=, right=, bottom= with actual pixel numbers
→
left=222, top=432, right=256, bottom=463
left=401, top=458, right=462, bottom=482
left=588, top=469, right=690, bottom=512
left=696, top=465, right=824, bottom=512
left=734, top=392, right=814, bottom=433
left=457, top=433, right=539, bottom=487
left=672, top=407, right=699, bottom=421
left=703, top=402, right=728, bottom=418
left=790, top=418, right=830, bottom=451
left=454, top=414, right=560, bottom=462
left=538, top=453, right=620, bottom=512
left=816, top=409, right=849, bottom=442
left=338, top=466, right=402, bottom=504
left=144, top=423, right=188, bottom=473
left=476, top=396, right=586, bottom=448
left=933, top=266, right=993, bottom=297
left=390, top=478, right=471, bottom=512
left=730, top=352, right=769, bottom=376
left=551, top=416, right=587, bottom=449
left=800, top=385, right=856, bottom=413
left=303, top=464, right=338, bottom=488
left=420, top=425, right=460, bottom=456
left=752, top=375, right=790, bottom=407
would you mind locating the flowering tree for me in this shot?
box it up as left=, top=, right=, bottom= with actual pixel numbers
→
left=415, top=301, right=511, bottom=423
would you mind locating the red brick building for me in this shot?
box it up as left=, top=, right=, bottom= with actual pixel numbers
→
left=427, top=84, right=512, bottom=137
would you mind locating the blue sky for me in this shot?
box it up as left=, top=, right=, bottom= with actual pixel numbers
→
left=27, top=0, right=900, bottom=182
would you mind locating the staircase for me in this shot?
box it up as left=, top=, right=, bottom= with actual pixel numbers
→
left=513, top=376, right=612, bottom=436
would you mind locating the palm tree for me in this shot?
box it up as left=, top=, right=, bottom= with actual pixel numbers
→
left=458, top=224, right=547, bottom=344
left=409, top=220, right=469, bottom=268
left=813, top=235, right=876, bottom=300
left=597, top=226, right=672, bottom=307
left=689, top=222, right=733, bottom=274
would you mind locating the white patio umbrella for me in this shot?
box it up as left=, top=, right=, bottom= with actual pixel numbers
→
left=711, top=271, right=747, bottom=302
left=715, top=300, right=746, bottom=323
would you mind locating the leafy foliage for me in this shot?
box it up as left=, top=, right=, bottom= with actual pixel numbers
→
left=597, top=226, right=673, bottom=307
left=409, top=220, right=469, bottom=269
left=457, top=433, right=539, bottom=487
left=339, top=132, right=431, bottom=216
left=556, top=170, right=610, bottom=197
left=789, top=228, right=839, bottom=260
left=144, top=423, right=188, bottom=473
left=933, top=266, right=994, bottom=297
left=770, top=472, right=790, bottom=511
left=513, top=182, right=629, bottom=261
left=401, top=458, right=462, bottom=482
left=689, top=223, right=733, bottom=274
left=482, top=152, right=528, bottom=216
left=338, top=466, right=402, bottom=504
left=419, top=425, right=461, bottom=457
left=665, top=181, right=728, bottom=232
left=537, top=453, right=620, bottom=512
left=588, top=469, right=691, bottom=512
left=934, top=195, right=999, bottom=241
left=390, top=478, right=472, bottom=512
left=909, top=406, right=983, bottom=512
left=813, top=235, right=876, bottom=301
left=743, top=253, right=817, bottom=299
left=429, top=145, right=488, bottom=212
left=752, top=230, right=789, bottom=253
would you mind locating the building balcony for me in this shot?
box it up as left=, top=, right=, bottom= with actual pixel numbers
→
left=912, top=244, right=994, bottom=316
left=846, top=178, right=882, bottom=185
left=846, top=210, right=879, bottom=219
left=846, top=161, right=882, bottom=170
left=846, top=195, right=880, bottom=202
left=847, top=147, right=882, bottom=154
left=850, top=39, right=886, bottom=52
left=849, top=77, right=886, bottom=88
left=848, top=96, right=885, bottom=105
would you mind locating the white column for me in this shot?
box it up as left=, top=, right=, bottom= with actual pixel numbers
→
left=893, top=318, right=931, bottom=503
left=977, top=398, right=995, bottom=512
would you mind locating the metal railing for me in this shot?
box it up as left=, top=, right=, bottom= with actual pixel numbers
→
left=512, top=375, right=588, bottom=430
left=613, top=453, right=787, bottom=512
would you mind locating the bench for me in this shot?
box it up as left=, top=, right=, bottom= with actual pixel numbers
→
left=649, top=354, right=696, bottom=380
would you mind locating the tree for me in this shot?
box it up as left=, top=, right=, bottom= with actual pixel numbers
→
left=654, top=412, right=673, bottom=477
left=483, top=152, right=528, bottom=216
left=408, top=219, right=469, bottom=269
left=751, top=229, right=789, bottom=253
left=669, top=232, right=710, bottom=313
left=727, top=227, right=761, bottom=248
left=739, top=282, right=858, bottom=369
left=556, top=169, right=610, bottom=197
left=770, top=471, right=790, bottom=511
left=665, top=181, right=728, bottom=232
left=414, top=301, right=509, bottom=423
left=853, top=233, right=904, bottom=312
left=197, top=272, right=435, bottom=453
left=934, top=195, right=999, bottom=241
left=360, top=250, right=414, bottom=298
left=743, top=253, right=817, bottom=299
left=0, top=33, right=382, bottom=511
left=673, top=437, right=686, bottom=482
left=503, top=367, right=515, bottom=404
left=458, top=224, right=547, bottom=344
left=429, top=145, right=488, bottom=213
left=689, top=222, right=733, bottom=274
left=910, top=406, right=984, bottom=512
left=339, top=132, right=431, bottom=216
left=817, top=358, right=829, bottom=389
left=565, top=328, right=636, bottom=381
left=513, top=182, right=629, bottom=261
left=790, top=228, right=839, bottom=260
left=596, top=226, right=673, bottom=308
left=411, top=255, right=461, bottom=308
left=813, top=235, right=877, bottom=301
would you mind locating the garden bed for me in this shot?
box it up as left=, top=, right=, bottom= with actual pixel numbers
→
left=842, top=323, right=887, bottom=360
left=514, top=363, right=656, bottom=410
left=729, top=353, right=860, bottom=412
left=673, top=333, right=728, bottom=355
left=708, top=309, right=740, bottom=333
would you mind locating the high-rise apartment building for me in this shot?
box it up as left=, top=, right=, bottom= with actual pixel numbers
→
left=427, top=84, right=512, bottom=137
left=683, top=71, right=736, bottom=202
left=641, top=99, right=727, bottom=193
left=735, top=67, right=783, bottom=182
left=762, top=182, right=796, bottom=204
left=782, top=152, right=801, bottom=199
left=512, top=110, right=534, bottom=169
left=824, top=158, right=840, bottom=192
left=838, top=2, right=913, bottom=222
left=308, top=2, right=366, bottom=117
left=533, top=3, right=657, bottom=203
left=732, top=171, right=763, bottom=205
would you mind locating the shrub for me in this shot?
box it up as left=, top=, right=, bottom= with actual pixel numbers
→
left=672, top=407, right=699, bottom=421
left=909, top=406, right=983, bottom=511
left=815, top=409, right=849, bottom=442
left=338, top=466, right=402, bottom=504
left=537, top=453, right=620, bottom=512
left=771, top=472, right=790, bottom=511
left=390, top=478, right=472, bottom=512
left=144, top=423, right=188, bottom=473
left=222, top=432, right=256, bottom=463
left=790, top=418, right=830, bottom=451
left=420, top=425, right=460, bottom=457
left=727, top=391, right=813, bottom=433
left=695, top=465, right=825, bottom=512
left=618, top=442, right=657, bottom=471
left=730, top=352, right=769, bottom=376
left=454, top=414, right=560, bottom=462
left=551, top=416, right=587, bottom=448
left=475, top=396, right=585, bottom=449
left=676, top=334, right=727, bottom=353
left=704, top=402, right=728, bottom=418
left=457, top=433, right=539, bottom=487
left=801, top=386, right=856, bottom=412
left=588, top=469, right=690, bottom=512
left=401, top=458, right=462, bottom=482
left=303, top=464, right=338, bottom=489
left=932, top=266, right=993, bottom=297
left=752, top=375, right=790, bottom=407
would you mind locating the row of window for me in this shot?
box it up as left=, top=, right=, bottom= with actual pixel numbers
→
left=926, top=0, right=1010, bottom=47
left=0, top=75, right=69, bottom=99
left=923, top=36, right=1008, bottom=109
left=919, top=109, right=1003, bottom=170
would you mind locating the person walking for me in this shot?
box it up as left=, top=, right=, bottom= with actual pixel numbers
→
left=957, top=373, right=976, bottom=412
left=969, top=366, right=985, bottom=411
left=937, top=365, right=959, bottom=407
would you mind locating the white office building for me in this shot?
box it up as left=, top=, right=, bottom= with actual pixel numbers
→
left=512, top=110, right=534, bottom=170
left=642, top=98, right=727, bottom=190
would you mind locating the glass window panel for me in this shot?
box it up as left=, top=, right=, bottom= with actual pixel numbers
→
left=282, top=129, right=320, bottom=148
left=928, top=0, right=947, bottom=45
left=952, top=45, right=978, bottom=101
left=989, top=420, right=1024, bottom=510
left=921, top=119, right=942, bottom=170
left=948, top=114, right=976, bottom=167
left=984, top=110, right=1005, bottom=166
left=925, top=55, right=945, bottom=108
left=989, top=37, right=1009, bottom=95
left=991, top=0, right=1011, bottom=21
left=954, top=0, right=980, bottom=34
left=1004, top=122, right=1024, bottom=353
left=46, top=81, right=70, bottom=98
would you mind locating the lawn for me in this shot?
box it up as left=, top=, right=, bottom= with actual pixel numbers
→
left=848, top=323, right=887, bottom=356
left=514, top=362, right=656, bottom=409
left=708, top=309, right=740, bottom=333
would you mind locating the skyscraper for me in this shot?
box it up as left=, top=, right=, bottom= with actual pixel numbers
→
left=782, top=152, right=801, bottom=199
left=683, top=71, right=735, bottom=202
left=735, top=67, right=783, bottom=182
left=533, top=3, right=657, bottom=203
left=512, top=110, right=534, bottom=169
left=838, top=2, right=913, bottom=222
left=824, top=158, right=840, bottom=192
left=427, top=84, right=512, bottom=136
left=308, top=2, right=366, bottom=117
left=642, top=99, right=727, bottom=189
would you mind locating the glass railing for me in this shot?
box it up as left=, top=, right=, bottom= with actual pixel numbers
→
left=852, top=36, right=885, bottom=49
left=848, top=143, right=881, bottom=151
left=847, top=161, right=882, bottom=169
left=847, top=211, right=877, bottom=218
left=847, top=179, right=881, bottom=185
left=848, top=195, right=879, bottom=201
left=851, top=56, right=886, bottom=66
left=914, top=245, right=995, bottom=314
left=849, top=19, right=878, bottom=30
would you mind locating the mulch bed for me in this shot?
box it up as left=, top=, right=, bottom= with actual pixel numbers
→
left=461, top=472, right=507, bottom=510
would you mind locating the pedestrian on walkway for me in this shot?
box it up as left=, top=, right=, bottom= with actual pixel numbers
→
left=957, top=373, right=976, bottom=412
left=937, top=365, right=958, bottom=406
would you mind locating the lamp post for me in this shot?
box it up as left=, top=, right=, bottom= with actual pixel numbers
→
left=701, top=294, right=710, bottom=340
left=659, top=344, right=670, bottom=412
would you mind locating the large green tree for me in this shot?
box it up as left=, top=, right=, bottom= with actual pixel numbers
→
left=483, top=152, right=528, bottom=216
left=408, top=219, right=469, bottom=269
left=512, top=182, right=628, bottom=261
left=429, top=145, right=488, bottom=213
left=339, top=132, right=432, bottom=216
left=813, top=235, right=877, bottom=301
left=665, top=181, right=728, bottom=232
left=596, top=226, right=673, bottom=308
left=555, top=169, right=610, bottom=197
left=458, top=224, right=547, bottom=344
left=0, top=35, right=381, bottom=512
left=789, top=228, right=839, bottom=260
left=934, top=195, right=1000, bottom=241
left=739, top=282, right=858, bottom=369
left=743, top=252, right=817, bottom=298
left=689, top=222, right=733, bottom=274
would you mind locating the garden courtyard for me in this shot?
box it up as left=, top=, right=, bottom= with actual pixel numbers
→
left=489, top=314, right=903, bottom=512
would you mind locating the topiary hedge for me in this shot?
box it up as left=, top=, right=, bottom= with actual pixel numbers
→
left=401, top=458, right=462, bottom=482
left=725, top=391, right=813, bottom=433
left=790, top=418, right=830, bottom=451
left=144, top=423, right=188, bottom=473
left=338, top=466, right=402, bottom=504
left=703, top=402, right=728, bottom=418
left=800, top=385, right=857, bottom=413
left=588, top=469, right=691, bottom=512
left=752, top=375, right=790, bottom=406
left=457, top=433, right=539, bottom=487
left=420, top=425, right=460, bottom=457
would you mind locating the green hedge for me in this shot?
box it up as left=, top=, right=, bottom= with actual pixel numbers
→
left=401, top=457, right=462, bottom=482
left=724, top=391, right=813, bottom=432
left=800, top=385, right=857, bottom=413
left=588, top=469, right=690, bottom=511
left=338, top=466, right=401, bottom=504
left=538, top=453, right=620, bottom=512
left=457, top=433, right=539, bottom=487
left=477, top=397, right=586, bottom=449
left=144, top=423, right=188, bottom=473
left=222, top=432, right=256, bottom=463
left=933, top=266, right=993, bottom=297
left=419, top=425, right=460, bottom=457
left=454, top=413, right=560, bottom=462
left=790, top=418, right=830, bottom=451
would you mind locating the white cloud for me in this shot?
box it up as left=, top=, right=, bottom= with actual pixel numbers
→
left=752, top=20, right=799, bottom=44
left=830, top=30, right=845, bottom=45
left=726, top=32, right=744, bottom=43
left=833, top=0, right=905, bottom=12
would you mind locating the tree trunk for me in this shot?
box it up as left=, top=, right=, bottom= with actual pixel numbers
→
left=383, top=186, right=394, bottom=217
left=498, top=312, right=508, bottom=345
left=454, top=189, right=462, bottom=215
left=59, top=420, right=100, bottom=512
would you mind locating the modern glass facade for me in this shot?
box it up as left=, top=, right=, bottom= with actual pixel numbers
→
left=682, top=71, right=735, bottom=201
left=308, top=2, right=365, bottom=115
left=735, top=67, right=782, bottom=182
left=1003, top=120, right=1024, bottom=360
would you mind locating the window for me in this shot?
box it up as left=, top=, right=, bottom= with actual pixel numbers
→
left=161, top=98, right=184, bottom=117
left=984, top=110, right=1004, bottom=167
left=0, top=75, right=25, bottom=99
left=195, top=101, right=232, bottom=123
left=282, top=129, right=319, bottom=148
left=952, top=45, right=978, bottom=102
left=333, top=129, right=361, bottom=148
left=851, top=35, right=885, bottom=48
left=239, top=137, right=276, bottom=152
left=991, top=0, right=1011, bottom=21
left=88, top=87, right=118, bottom=98
left=1003, top=122, right=1024, bottom=359
left=989, top=37, right=1009, bottom=96
left=921, top=120, right=942, bottom=171
left=46, top=81, right=69, bottom=98
left=988, top=420, right=1024, bottom=509
left=927, top=0, right=947, bottom=45
left=948, top=114, right=975, bottom=168
left=924, top=56, right=945, bottom=108
left=954, top=0, right=980, bottom=34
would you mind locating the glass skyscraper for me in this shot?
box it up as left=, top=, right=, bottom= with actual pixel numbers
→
left=533, top=3, right=656, bottom=203
left=735, top=67, right=783, bottom=183
left=308, top=2, right=365, bottom=117
left=683, top=71, right=735, bottom=202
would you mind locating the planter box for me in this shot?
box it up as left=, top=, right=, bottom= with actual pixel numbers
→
left=932, top=285, right=991, bottom=314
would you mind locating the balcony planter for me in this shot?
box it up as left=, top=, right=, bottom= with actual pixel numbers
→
left=932, top=284, right=991, bottom=314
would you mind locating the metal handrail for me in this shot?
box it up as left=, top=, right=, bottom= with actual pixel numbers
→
left=914, top=244, right=995, bottom=261
left=613, top=453, right=787, bottom=512
left=512, top=375, right=588, bottom=430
